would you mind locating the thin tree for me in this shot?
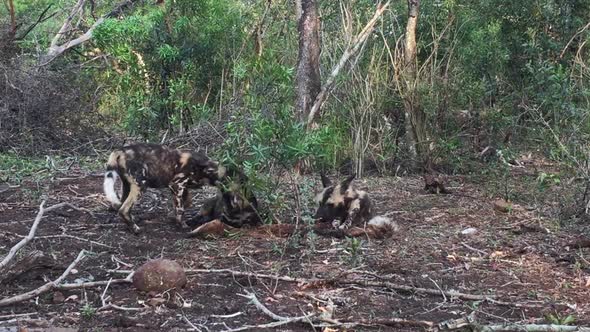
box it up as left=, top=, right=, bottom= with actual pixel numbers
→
left=398, top=0, right=431, bottom=165
left=7, top=0, right=16, bottom=39
left=294, top=0, right=321, bottom=123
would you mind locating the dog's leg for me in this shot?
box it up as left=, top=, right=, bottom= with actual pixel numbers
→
left=120, top=176, right=131, bottom=204
left=170, top=177, right=190, bottom=229
left=118, top=176, right=141, bottom=234
left=340, top=198, right=361, bottom=230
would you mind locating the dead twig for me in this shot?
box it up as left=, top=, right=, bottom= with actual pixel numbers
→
left=97, top=273, right=144, bottom=312
left=340, top=279, right=496, bottom=301
left=0, top=250, right=87, bottom=307
left=0, top=201, right=97, bottom=271
left=476, top=324, right=590, bottom=332
left=58, top=274, right=133, bottom=290
left=222, top=291, right=317, bottom=332
left=107, top=268, right=552, bottom=309
left=0, top=312, right=38, bottom=320
left=6, top=233, right=112, bottom=249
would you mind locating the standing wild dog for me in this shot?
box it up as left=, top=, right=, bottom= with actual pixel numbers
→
left=103, top=143, right=225, bottom=234
left=186, top=169, right=261, bottom=234
left=314, top=173, right=397, bottom=233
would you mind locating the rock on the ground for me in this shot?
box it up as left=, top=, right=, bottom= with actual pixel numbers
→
left=132, top=259, right=187, bottom=292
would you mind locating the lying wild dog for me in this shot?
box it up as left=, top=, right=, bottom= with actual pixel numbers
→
left=103, top=143, right=225, bottom=234
left=314, top=173, right=398, bottom=236
left=186, top=169, right=261, bottom=236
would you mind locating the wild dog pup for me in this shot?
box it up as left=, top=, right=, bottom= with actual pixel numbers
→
left=186, top=169, right=261, bottom=234
left=314, top=173, right=397, bottom=233
left=103, top=143, right=225, bottom=234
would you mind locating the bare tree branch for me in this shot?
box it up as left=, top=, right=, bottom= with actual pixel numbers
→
left=42, top=0, right=143, bottom=65
left=0, top=250, right=87, bottom=307
left=306, top=1, right=390, bottom=128
left=0, top=201, right=96, bottom=271
left=15, top=5, right=58, bottom=41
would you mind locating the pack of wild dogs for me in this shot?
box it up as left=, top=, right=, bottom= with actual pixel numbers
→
left=103, top=143, right=398, bottom=239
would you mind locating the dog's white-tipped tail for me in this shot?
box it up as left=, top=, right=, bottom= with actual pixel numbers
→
left=104, top=171, right=121, bottom=208
left=368, top=216, right=400, bottom=232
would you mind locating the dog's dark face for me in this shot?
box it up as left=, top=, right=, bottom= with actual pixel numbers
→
left=220, top=183, right=261, bottom=227
left=186, top=173, right=261, bottom=229
left=178, top=152, right=226, bottom=188
left=313, top=173, right=356, bottom=223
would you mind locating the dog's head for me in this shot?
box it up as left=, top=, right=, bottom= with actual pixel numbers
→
left=313, top=173, right=357, bottom=223
left=219, top=175, right=261, bottom=227
left=179, top=152, right=226, bottom=187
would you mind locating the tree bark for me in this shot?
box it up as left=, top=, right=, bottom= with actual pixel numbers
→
left=7, top=0, right=16, bottom=39
left=402, top=0, right=431, bottom=165
left=294, top=0, right=321, bottom=123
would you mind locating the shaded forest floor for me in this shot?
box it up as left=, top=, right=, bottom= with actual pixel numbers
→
left=1, top=154, right=590, bottom=331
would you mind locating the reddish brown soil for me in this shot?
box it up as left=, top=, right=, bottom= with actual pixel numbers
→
left=1, top=159, right=589, bottom=331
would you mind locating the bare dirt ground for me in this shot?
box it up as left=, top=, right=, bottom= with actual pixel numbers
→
left=1, top=157, right=590, bottom=331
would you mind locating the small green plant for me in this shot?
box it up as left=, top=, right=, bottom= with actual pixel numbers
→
left=536, top=172, right=561, bottom=191
left=270, top=241, right=284, bottom=256
left=546, top=312, right=576, bottom=325
left=80, top=303, right=97, bottom=319
left=343, top=237, right=364, bottom=266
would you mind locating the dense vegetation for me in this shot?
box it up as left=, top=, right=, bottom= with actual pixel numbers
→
left=1, top=0, right=589, bottom=214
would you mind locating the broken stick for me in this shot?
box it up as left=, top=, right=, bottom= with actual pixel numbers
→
left=0, top=250, right=87, bottom=307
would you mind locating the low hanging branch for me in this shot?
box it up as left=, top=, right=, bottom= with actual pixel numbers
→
left=306, top=1, right=391, bottom=128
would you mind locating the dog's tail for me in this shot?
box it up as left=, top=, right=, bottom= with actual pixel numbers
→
left=367, top=216, right=400, bottom=232
left=103, top=150, right=124, bottom=208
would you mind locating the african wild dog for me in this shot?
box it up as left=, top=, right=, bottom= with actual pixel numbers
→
left=186, top=169, right=261, bottom=235
left=103, top=143, right=225, bottom=234
left=314, top=173, right=397, bottom=233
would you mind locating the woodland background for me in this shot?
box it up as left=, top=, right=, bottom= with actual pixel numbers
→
left=2, top=1, right=590, bottom=331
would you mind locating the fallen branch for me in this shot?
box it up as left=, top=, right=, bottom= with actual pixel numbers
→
left=0, top=312, right=38, bottom=320
left=226, top=291, right=435, bottom=331
left=110, top=268, right=312, bottom=284
left=5, top=232, right=112, bottom=249
left=222, top=292, right=317, bottom=332
left=476, top=324, right=590, bottom=332
left=0, top=250, right=87, bottom=307
left=97, top=275, right=144, bottom=312
left=0, top=250, right=55, bottom=284
left=58, top=275, right=133, bottom=291
left=108, top=268, right=551, bottom=309
left=340, top=279, right=496, bottom=301
left=0, top=201, right=96, bottom=271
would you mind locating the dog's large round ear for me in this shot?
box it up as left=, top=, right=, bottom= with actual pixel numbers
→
left=320, top=173, right=332, bottom=188
left=340, top=173, right=356, bottom=192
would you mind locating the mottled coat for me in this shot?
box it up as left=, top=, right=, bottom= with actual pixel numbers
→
left=314, top=173, right=373, bottom=229
left=186, top=170, right=261, bottom=232
left=103, top=143, right=224, bottom=234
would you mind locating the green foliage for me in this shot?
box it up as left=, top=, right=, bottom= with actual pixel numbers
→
left=546, top=312, right=576, bottom=326
left=343, top=237, right=364, bottom=266
left=80, top=303, right=97, bottom=319
left=3, top=0, right=590, bottom=189
left=92, top=0, right=244, bottom=136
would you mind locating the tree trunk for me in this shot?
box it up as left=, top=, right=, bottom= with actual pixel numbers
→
left=402, top=0, right=431, bottom=165
left=294, top=0, right=321, bottom=123
left=8, top=0, right=16, bottom=39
